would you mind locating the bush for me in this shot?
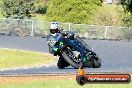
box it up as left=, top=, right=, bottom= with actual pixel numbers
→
left=36, top=5, right=48, bottom=14
left=123, top=13, right=132, bottom=27
left=90, top=4, right=125, bottom=26
left=2, top=0, right=35, bottom=19
left=46, top=0, right=102, bottom=24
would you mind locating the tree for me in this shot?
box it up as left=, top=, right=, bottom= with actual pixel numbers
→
left=2, top=0, right=35, bottom=19
left=46, top=0, right=102, bottom=24
left=121, top=0, right=132, bottom=27
left=121, top=0, right=132, bottom=13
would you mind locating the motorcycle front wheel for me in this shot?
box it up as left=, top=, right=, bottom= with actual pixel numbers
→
left=57, top=56, right=70, bottom=69
left=62, top=48, right=81, bottom=69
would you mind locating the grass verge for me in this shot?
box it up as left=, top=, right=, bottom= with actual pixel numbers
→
left=0, top=75, right=131, bottom=88
left=35, top=14, right=47, bottom=21
left=0, top=48, right=56, bottom=68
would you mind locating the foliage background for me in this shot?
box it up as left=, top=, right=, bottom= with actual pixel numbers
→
left=1, top=0, right=35, bottom=19
left=46, top=0, right=102, bottom=24
left=0, top=0, right=131, bottom=27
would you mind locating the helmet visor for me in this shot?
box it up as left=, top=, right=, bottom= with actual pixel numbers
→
left=50, top=29, right=58, bottom=34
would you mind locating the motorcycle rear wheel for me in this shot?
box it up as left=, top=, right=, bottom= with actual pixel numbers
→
left=92, top=56, right=101, bottom=68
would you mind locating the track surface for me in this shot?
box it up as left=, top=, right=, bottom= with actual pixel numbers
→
left=0, top=35, right=132, bottom=75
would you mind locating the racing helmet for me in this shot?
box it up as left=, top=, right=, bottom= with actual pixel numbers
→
left=50, top=22, right=59, bottom=34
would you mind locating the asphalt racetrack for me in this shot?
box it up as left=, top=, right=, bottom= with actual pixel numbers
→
left=0, top=35, right=132, bottom=75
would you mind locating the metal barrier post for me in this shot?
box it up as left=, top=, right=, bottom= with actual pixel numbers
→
left=68, top=23, right=71, bottom=31
left=31, top=20, right=34, bottom=36
left=104, top=26, right=108, bottom=39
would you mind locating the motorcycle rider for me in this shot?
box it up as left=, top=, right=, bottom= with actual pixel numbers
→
left=47, top=22, right=89, bottom=68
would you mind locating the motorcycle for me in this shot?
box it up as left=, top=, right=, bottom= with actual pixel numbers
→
left=47, top=31, right=101, bottom=69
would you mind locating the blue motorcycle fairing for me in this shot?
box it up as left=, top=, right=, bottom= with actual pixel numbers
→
left=66, top=39, right=87, bottom=57
left=48, top=33, right=88, bottom=62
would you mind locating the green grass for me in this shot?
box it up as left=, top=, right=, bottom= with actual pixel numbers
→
left=0, top=79, right=131, bottom=88
left=35, top=14, right=47, bottom=21
left=0, top=48, right=55, bottom=68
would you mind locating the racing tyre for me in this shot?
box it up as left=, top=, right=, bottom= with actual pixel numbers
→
left=92, top=56, right=101, bottom=68
left=62, top=49, right=81, bottom=69
left=57, top=56, right=69, bottom=69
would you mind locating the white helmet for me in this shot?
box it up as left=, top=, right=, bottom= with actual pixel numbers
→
left=50, top=22, right=59, bottom=34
